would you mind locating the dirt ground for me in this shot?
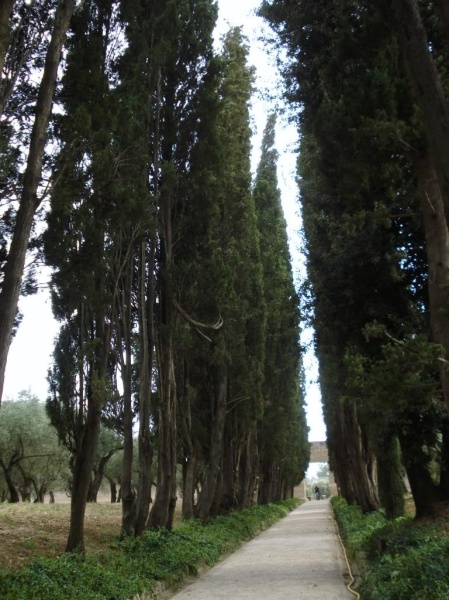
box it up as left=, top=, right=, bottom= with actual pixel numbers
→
left=0, top=496, right=122, bottom=571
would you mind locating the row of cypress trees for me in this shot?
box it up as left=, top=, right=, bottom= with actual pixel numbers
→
left=261, top=0, right=449, bottom=518
left=0, top=1, right=309, bottom=554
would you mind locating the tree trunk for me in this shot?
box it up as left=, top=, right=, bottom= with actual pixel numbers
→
left=147, top=346, right=177, bottom=530
left=416, top=154, right=449, bottom=408
left=399, top=431, right=439, bottom=518
left=105, top=475, right=117, bottom=504
left=88, top=450, right=116, bottom=503
left=182, top=451, right=197, bottom=519
left=196, top=363, right=228, bottom=521
left=438, top=416, right=449, bottom=500
left=0, top=0, right=76, bottom=406
left=134, top=242, right=155, bottom=535
left=393, top=0, right=449, bottom=253
left=0, top=0, right=17, bottom=113
left=65, top=402, right=102, bottom=554
left=376, top=432, right=404, bottom=519
left=237, top=428, right=256, bottom=509
left=258, top=458, right=275, bottom=505
left=0, top=459, right=20, bottom=503
left=332, top=399, right=379, bottom=512
left=119, top=255, right=135, bottom=535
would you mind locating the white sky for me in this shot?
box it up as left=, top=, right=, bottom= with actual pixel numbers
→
left=3, top=0, right=326, bottom=442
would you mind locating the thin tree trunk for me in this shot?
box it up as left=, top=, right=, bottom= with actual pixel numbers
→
left=182, top=451, right=197, bottom=519
left=106, top=475, right=118, bottom=504
left=438, top=416, right=449, bottom=500
left=88, top=450, right=117, bottom=503
left=197, top=363, right=228, bottom=521
left=416, top=154, right=449, bottom=408
left=134, top=242, right=155, bottom=535
left=119, top=254, right=135, bottom=535
left=0, top=0, right=76, bottom=406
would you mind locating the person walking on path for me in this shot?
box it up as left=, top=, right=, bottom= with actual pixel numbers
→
left=168, top=499, right=354, bottom=599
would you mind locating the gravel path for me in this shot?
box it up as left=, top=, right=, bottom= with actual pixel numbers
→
left=168, top=499, right=354, bottom=599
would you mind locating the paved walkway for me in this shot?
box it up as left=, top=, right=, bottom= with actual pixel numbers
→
left=169, top=499, right=354, bottom=599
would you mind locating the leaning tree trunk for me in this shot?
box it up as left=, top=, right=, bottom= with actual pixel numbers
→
left=0, top=0, right=76, bottom=407
left=0, top=457, right=20, bottom=503
left=88, top=449, right=117, bottom=503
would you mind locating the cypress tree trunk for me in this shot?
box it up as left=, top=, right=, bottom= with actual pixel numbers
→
left=416, top=154, right=449, bottom=407
left=438, top=417, right=449, bottom=500
left=237, top=428, right=256, bottom=508
left=182, top=451, right=197, bottom=519
left=331, top=399, right=379, bottom=512
left=134, top=242, right=155, bottom=535
left=0, top=0, right=17, bottom=115
left=147, top=349, right=177, bottom=529
left=399, top=431, right=439, bottom=518
left=393, top=0, right=449, bottom=276
left=120, top=298, right=135, bottom=532
left=0, top=0, right=76, bottom=406
left=258, top=458, right=275, bottom=505
left=376, top=432, right=405, bottom=519
left=66, top=402, right=102, bottom=553
left=197, top=363, right=228, bottom=521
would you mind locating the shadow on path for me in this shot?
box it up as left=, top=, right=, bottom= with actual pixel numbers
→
left=168, top=499, right=353, bottom=599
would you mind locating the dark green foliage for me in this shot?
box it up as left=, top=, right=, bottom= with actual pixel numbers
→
left=254, top=114, right=309, bottom=502
left=260, top=0, right=449, bottom=515
left=332, top=496, right=449, bottom=599
left=0, top=500, right=300, bottom=599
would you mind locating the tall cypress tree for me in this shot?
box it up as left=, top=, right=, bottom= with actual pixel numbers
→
left=191, top=28, right=267, bottom=519
left=44, top=0, right=125, bottom=553
left=253, top=114, right=309, bottom=504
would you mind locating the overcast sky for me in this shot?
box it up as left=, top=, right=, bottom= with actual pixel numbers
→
left=3, top=0, right=326, bottom=443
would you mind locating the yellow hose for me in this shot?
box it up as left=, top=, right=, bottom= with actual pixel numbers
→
left=330, top=507, right=361, bottom=599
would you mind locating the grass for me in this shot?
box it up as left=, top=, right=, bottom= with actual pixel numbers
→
left=0, top=500, right=123, bottom=571
left=0, top=497, right=300, bottom=599
left=332, top=496, right=449, bottom=600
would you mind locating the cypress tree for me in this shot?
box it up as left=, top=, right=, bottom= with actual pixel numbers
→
left=253, top=114, right=308, bottom=503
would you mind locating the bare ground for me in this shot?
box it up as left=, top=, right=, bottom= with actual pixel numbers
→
left=0, top=497, right=122, bottom=571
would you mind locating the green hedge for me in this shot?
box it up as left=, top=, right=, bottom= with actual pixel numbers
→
left=331, top=496, right=449, bottom=599
left=0, top=500, right=300, bottom=600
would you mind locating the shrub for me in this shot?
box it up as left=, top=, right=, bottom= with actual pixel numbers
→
left=0, top=500, right=299, bottom=600
left=331, top=496, right=449, bottom=600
